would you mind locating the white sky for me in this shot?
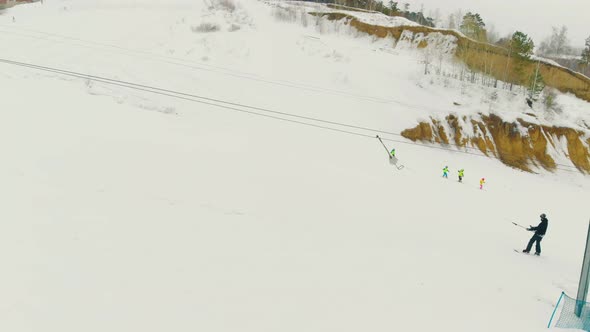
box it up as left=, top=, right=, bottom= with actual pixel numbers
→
left=409, top=0, right=589, bottom=48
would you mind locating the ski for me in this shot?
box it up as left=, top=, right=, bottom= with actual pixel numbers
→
left=514, top=249, right=541, bottom=257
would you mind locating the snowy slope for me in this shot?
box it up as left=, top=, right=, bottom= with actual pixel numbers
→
left=0, top=1, right=589, bottom=332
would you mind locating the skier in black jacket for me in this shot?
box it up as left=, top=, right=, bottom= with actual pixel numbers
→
left=523, top=213, right=549, bottom=255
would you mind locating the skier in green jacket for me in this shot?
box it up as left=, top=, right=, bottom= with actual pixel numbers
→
left=458, top=169, right=464, bottom=182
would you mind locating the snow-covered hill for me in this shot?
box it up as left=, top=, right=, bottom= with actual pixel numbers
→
left=0, top=1, right=589, bottom=331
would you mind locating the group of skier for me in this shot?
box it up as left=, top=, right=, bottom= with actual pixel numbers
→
left=441, top=164, right=549, bottom=255
left=386, top=143, right=548, bottom=256
left=441, top=165, right=485, bottom=189
left=441, top=164, right=548, bottom=255
left=441, top=163, right=549, bottom=255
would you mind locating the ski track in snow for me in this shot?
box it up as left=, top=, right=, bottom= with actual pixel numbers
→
left=0, top=1, right=589, bottom=332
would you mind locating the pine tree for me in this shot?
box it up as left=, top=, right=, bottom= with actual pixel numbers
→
left=511, top=31, right=534, bottom=59
left=459, top=12, right=487, bottom=42
left=388, top=0, right=399, bottom=14
left=510, top=31, right=535, bottom=85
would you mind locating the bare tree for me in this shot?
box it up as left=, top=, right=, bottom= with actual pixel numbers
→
left=501, top=33, right=513, bottom=90
left=486, top=23, right=499, bottom=44
left=537, top=26, right=572, bottom=56
left=489, top=91, right=498, bottom=111
left=428, top=8, right=442, bottom=27
left=580, top=35, right=590, bottom=71
left=453, top=9, right=463, bottom=31
left=423, top=48, right=432, bottom=75
left=446, top=13, right=456, bottom=29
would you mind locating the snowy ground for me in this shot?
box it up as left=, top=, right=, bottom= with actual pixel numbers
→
left=0, top=1, right=589, bottom=331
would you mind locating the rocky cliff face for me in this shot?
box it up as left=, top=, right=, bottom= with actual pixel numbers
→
left=312, top=12, right=590, bottom=103
left=402, top=114, right=590, bottom=174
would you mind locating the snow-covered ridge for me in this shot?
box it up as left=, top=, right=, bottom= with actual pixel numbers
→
left=266, top=0, right=419, bottom=28
left=531, top=55, right=564, bottom=68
